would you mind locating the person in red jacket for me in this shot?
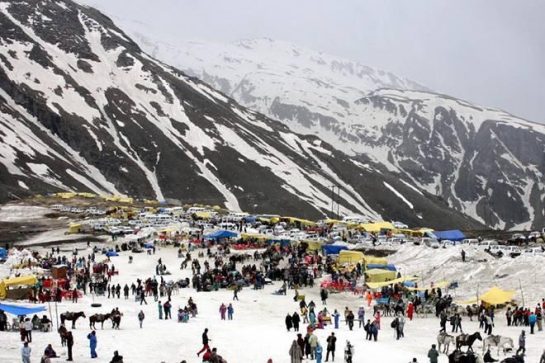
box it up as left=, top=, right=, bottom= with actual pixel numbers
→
left=407, top=302, right=414, bottom=321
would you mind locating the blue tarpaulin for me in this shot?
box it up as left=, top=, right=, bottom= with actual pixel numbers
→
left=322, top=245, right=348, bottom=255
left=0, top=247, right=7, bottom=259
left=0, top=302, right=46, bottom=316
left=366, top=264, right=397, bottom=271
left=105, top=250, right=119, bottom=257
left=204, top=230, right=238, bottom=241
left=433, top=230, right=465, bottom=242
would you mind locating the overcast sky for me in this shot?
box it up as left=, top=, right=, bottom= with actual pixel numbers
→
left=80, top=0, right=545, bottom=123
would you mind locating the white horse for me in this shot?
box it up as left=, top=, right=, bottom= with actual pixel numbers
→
left=437, top=332, right=456, bottom=354
left=483, top=335, right=514, bottom=355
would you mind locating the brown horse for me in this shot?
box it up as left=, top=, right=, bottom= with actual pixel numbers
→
left=60, top=311, right=86, bottom=329
left=456, top=332, right=483, bottom=352
left=89, top=313, right=112, bottom=329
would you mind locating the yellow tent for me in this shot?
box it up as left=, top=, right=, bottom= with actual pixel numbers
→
left=365, top=269, right=397, bottom=283
left=240, top=233, right=268, bottom=241
left=479, top=287, right=515, bottom=305
left=337, top=250, right=364, bottom=264
left=67, top=223, right=82, bottom=234
left=118, top=197, right=134, bottom=204
left=364, top=256, right=388, bottom=265
left=0, top=275, right=38, bottom=299
left=194, top=211, right=212, bottom=219
left=305, top=240, right=323, bottom=252
left=357, top=221, right=394, bottom=233
left=282, top=217, right=317, bottom=226
left=366, top=275, right=419, bottom=289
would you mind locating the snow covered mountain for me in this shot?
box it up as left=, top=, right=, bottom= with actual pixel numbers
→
left=121, top=35, right=545, bottom=230
left=0, top=0, right=485, bottom=229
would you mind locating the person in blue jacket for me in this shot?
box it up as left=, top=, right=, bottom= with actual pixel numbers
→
left=332, top=309, right=340, bottom=329
left=529, top=313, right=537, bottom=334
left=315, top=342, right=323, bottom=363
left=87, top=331, right=97, bottom=358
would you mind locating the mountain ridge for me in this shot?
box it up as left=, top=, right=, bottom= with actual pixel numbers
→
left=0, top=0, right=485, bottom=229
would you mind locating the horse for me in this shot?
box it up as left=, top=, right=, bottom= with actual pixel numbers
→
left=438, top=331, right=456, bottom=354
left=483, top=335, right=514, bottom=355
left=60, top=312, right=86, bottom=329
left=89, top=313, right=112, bottom=329
left=456, top=332, right=482, bottom=352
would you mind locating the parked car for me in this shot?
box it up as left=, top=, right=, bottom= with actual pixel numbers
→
left=528, top=231, right=542, bottom=241
left=522, top=247, right=545, bottom=256
left=509, top=233, right=527, bottom=244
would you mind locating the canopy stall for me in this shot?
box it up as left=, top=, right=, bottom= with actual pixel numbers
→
left=204, top=230, right=238, bottom=241
left=0, top=302, right=46, bottom=316
left=479, top=287, right=515, bottom=305
left=337, top=250, right=364, bottom=264
left=323, top=244, right=348, bottom=255
left=365, top=269, right=397, bottom=283
left=0, top=275, right=38, bottom=299
left=366, top=275, right=419, bottom=289
left=366, top=263, right=396, bottom=271
left=433, top=230, right=465, bottom=242
left=357, top=222, right=395, bottom=233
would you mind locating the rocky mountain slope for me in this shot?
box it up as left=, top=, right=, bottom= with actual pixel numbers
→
left=0, top=0, right=485, bottom=229
left=122, top=36, right=545, bottom=230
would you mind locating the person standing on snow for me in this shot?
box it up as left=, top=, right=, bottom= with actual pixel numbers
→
left=320, top=288, right=328, bottom=305
left=407, top=302, right=414, bottom=321
left=66, top=331, right=74, bottom=361
left=292, top=312, right=300, bottom=332
left=357, top=306, right=365, bottom=328
left=21, top=342, right=31, bottom=363
left=227, top=303, right=234, bottom=320
left=427, top=344, right=439, bottom=363
left=289, top=339, right=303, bottom=363
left=87, top=331, right=98, bottom=358
left=325, top=332, right=336, bottom=362
left=157, top=300, right=163, bottom=319
left=315, top=342, right=323, bottom=363
left=332, top=309, right=340, bottom=329
left=285, top=313, right=293, bottom=332
left=138, top=310, right=145, bottom=328
left=219, top=303, right=227, bottom=320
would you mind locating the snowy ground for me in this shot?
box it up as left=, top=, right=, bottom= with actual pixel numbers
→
left=1, top=240, right=545, bottom=362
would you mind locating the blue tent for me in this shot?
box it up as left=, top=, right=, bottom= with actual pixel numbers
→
left=433, top=230, right=465, bottom=242
left=322, top=245, right=348, bottom=255
left=105, top=250, right=119, bottom=257
left=242, top=216, right=257, bottom=224
left=204, top=230, right=238, bottom=241
left=0, top=303, right=46, bottom=316
left=366, top=264, right=397, bottom=271
left=0, top=247, right=7, bottom=259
